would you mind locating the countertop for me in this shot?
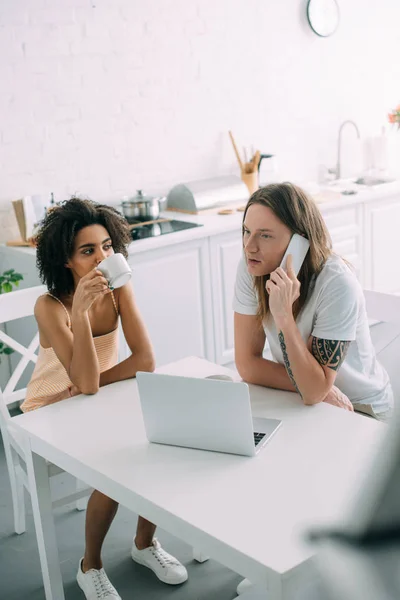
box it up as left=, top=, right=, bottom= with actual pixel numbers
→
left=2, top=180, right=400, bottom=257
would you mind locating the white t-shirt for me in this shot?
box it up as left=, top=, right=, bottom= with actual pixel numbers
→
left=233, top=253, right=393, bottom=415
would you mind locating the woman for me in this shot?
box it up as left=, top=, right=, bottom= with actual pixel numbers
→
left=22, top=198, right=187, bottom=600
left=233, top=183, right=393, bottom=421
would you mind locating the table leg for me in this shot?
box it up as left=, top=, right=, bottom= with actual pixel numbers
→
left=192, top=548, right=210, bottom=563
left=268, top=573, right=283, bottom=600
left=26, top=449, right=65, bottom=600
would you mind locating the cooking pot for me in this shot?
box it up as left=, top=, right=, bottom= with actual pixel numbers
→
left=121, top=190, right=165, bottom=221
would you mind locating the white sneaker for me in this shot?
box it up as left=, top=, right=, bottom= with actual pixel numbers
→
left=131, top=538, right=188, bottom=585
left=77, top=558, right=121, bottom=599
left=237, top=578, right=254, bottom=595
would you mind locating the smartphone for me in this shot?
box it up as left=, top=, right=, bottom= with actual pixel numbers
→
left=280, top=234, right=310, bottom=277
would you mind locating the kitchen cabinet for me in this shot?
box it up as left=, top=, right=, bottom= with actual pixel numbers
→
left=320, top=203, right=364, bottom=285
left=125, top=237, right=215, bottom=366
left=364, top=194, right=400, bottom=294
left=209, top=230, right=242, bottom=365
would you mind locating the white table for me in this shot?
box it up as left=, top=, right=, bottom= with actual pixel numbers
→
left=12, top=357, right=386, bottom=600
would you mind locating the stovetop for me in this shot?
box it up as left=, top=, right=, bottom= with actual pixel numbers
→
left=128, top=218, right=203, bottom=241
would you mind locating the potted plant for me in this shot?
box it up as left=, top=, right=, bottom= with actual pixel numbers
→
left=388, top=105, right=400, bottom=130
left=0, top=269, right=24, bottom=363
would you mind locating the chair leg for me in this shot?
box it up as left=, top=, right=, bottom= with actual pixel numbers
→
left=193, top=548, right=210, bottom=563
left=12, top=449, right=26, bottom=534
left=75, top=479, right=88, bottom=511
left=4, top=439, right=26, bottom=534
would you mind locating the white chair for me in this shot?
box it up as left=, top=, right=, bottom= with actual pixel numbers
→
left=0, top=285, right=91, bottom=538
left=364, top=289, right=400, bottom=403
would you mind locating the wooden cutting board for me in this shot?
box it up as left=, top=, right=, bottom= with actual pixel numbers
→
left=312, top=189, right=343, bottom=203
left=6, top=239, right=35, bottom=247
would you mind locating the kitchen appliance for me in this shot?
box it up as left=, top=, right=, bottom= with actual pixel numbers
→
left=166, top=175, right=248, bottom=213
left=128, top=217, right=203, bottom=242
left=121, top=190, right=166, bottom=220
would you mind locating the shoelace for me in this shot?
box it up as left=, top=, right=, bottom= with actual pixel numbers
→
left=150, top=540, right=180, bottom=568
left=92, top=569, right=117, bottom=599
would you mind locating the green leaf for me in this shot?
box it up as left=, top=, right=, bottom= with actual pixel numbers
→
left=3, top=347, right=14, bottom=355
left=0, top=269, right=23, bottom=292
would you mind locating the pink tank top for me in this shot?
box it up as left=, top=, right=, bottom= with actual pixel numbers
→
left=21, top=293, right=119, bottom=412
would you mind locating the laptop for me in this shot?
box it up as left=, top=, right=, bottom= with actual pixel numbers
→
left=136, top=372, right=282, bottom=457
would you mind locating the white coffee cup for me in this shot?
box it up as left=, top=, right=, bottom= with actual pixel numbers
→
left=97, top=253, right=132, bottom=289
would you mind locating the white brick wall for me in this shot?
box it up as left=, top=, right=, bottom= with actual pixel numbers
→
left=1, top=0, right=400, bottom=241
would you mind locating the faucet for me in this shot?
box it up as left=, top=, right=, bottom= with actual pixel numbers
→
left=334, top=120, right=360, bottom=180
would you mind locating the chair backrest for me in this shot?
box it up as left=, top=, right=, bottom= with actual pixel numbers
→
left=324, top=292, right=400, bottom=560
left=0, top=285, right=47, bottom=423
left=364, top=289, right=400, bottom=325
left=364, top=289, right=400, bottom=401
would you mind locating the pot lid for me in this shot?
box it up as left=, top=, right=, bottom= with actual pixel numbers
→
left=127, top=189, right=155, bottom=204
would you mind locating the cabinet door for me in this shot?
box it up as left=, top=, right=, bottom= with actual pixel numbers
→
left=209, top=231, right=243, bottom=364
left=320, top=204, right=364, bottom=285
left=127, top=238, right=214, bottom=367
left=364, top=196, right=400, bottom=293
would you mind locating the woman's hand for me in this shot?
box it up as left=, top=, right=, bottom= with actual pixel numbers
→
left=266, top=254, right=300, bottom=327
left=72, top=269, right=110, bottom=315
left=323, top=386, right=354, bottom=412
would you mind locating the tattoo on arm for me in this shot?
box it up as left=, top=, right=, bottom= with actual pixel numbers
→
left=311, top=338, right=351, bottom=371
left=278, top=331, right=301, bottom=396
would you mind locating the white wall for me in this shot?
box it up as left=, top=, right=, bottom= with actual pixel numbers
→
left=1, top=0, right=400, bottom=240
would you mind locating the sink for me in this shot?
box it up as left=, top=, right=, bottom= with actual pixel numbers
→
left=325, top=176, right=396, bottom=195
left=353, top=176, right=395, bottom=186
left=325, top=180, right=360, bottom=194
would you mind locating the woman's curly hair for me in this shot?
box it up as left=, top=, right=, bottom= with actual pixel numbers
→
left=36, top=197, right=131, bottom=297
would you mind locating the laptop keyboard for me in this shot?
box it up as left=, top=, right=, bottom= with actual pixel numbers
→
left=253, top=432, right=266, bottom=446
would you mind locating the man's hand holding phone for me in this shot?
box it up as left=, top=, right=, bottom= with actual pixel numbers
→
left=266, top=234, right=310, bottom=327
left=266, top=255, right=301, bottom=327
